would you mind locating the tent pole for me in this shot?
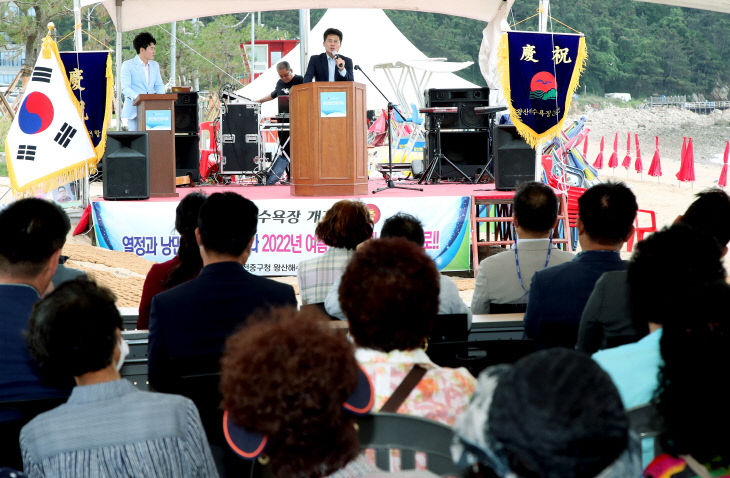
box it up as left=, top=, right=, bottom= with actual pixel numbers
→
left=170, top=21, right=177, bottom=87
left=251, top=14, right=255, bottom=83
left=535, top=0, right=550, bottom=181
left=299, top=9, right=309, bottom=76
left=115, top=1, right=123, bottom=131
left=539, top=0, right=549, bottom=33
left=73, top=0, right=83, bottom=51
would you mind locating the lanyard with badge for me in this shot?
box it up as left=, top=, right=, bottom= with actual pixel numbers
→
left=514, top=232, right=553, bottom=294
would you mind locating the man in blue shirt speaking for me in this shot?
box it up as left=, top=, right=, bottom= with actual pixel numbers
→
left=121, top=32, right=166, bottom=131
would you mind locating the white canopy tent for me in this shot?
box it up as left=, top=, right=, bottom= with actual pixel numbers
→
left=80, top=0, right=505, bottom=31
left=235, top=8, right=478, bottom=116
left=78, top=0, right=730, bottom=31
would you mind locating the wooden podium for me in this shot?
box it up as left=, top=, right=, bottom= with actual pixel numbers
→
left=290, top=82, right=368, bottom=196
left=134, top=94, right=178, bottom=197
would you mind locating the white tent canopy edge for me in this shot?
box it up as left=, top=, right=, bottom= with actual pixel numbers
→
left=78, top=0, right=730, bottom=32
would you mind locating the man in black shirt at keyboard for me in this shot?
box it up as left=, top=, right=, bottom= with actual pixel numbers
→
left=256, top=61, right=303, bottom=104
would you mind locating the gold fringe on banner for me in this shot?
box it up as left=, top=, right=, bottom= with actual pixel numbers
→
left=94, top=52, right=114, bottom=161
left=7, top=162, right=88, bottom=199
left=497, top=33, right=588, bottom=149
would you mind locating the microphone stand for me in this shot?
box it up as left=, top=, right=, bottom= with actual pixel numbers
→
left=355, top=65, right=422, bottom=194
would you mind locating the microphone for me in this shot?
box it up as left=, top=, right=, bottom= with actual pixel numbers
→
left=354, top=65, right=361, bottom=70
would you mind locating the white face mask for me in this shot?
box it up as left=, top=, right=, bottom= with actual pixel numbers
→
left=116, top=338, right=130, bottom=371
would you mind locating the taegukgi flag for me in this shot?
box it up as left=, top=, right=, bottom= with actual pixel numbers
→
left=498, top=31, right=587, bottom=148
left=4, top=32, right=97, bottom=197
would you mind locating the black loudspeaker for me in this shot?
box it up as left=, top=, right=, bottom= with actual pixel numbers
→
left=175, top=135, right=200, bottom=182
left=221, top=103, right=260, bottom=174
left=494, top=125, right=535, bottom=191
left=102, top=131, right=149, bottom=199
left=425, top=130, right=489, bottom=180
left=425, top=88, right=490, bottom=130
left=174, top=92, right=199, bottom=134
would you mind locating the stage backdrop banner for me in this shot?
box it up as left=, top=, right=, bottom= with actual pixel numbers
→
left=59, top=51, right=113, bottom=160
left=4, top=34, right=97, bottom=197
left=497, top=31, right=587, bottom=148
left=91, top=196, right=472, bottom=275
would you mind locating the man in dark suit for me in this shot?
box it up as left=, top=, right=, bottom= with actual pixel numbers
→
left=524, top=182, right=637, bottom=349
left=303, top=27, right=354, bottom=82
left=148, top=192, right=296, bottom=391
left=148, top=192, right=296, bottom=474
left=577, top=188, right=730, bottom=354
left=0, top=198, right=73, bottom=467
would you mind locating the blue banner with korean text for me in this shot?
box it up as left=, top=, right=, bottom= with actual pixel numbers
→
left=90, top=196, right=472, bottom=275
left=59, top=51, right=113, bottom=160
left=498, top=31, right=587, bottom=148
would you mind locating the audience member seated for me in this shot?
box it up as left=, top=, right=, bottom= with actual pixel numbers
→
left=20, top=279, right=217, bottom=477
left=148, top=192, right=296, bottom=473
left=297, top=200, right=373, bottom=306
left=643, top=281, right=730, bottom=478
left=137, top=192, right=206, bottom=329
left=220, top=308, right=430, bottom=478
left=524, top=182, right=637, bottom=348
left=0, top=199, right=73, bottom=467
left=592, top=224, right=724, bottom=409
left=471, top=182, right=574, bottom=314
left=339, top=238, right=476, bottom=426
left=577, top=188, right=730, bottom=354
left=325, top=213, right=469, bottom=321
left=452, top=348, right=641, bottom=478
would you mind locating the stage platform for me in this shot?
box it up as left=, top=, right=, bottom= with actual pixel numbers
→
left=94, top=179, right=516, bottom=202
left=91, top=179, right=516, bottom=276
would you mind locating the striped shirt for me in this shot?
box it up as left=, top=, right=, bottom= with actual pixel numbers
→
left=20, top=379, right=218, bottom=477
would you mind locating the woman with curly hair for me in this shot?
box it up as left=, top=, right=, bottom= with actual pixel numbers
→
left=137, top=192, right=206, bottom=329
left=339, top=238, right=476, bottom=426
left=220, top=308, right=383, bottom=478
left=643, top=280, right=730, bottom=478
left=297, top=200, right=373, bottom=306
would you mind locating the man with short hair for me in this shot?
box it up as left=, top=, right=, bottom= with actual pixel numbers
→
left=148, top=192, right=296, bottom=392
left=577, top=188, right=730, bottom=354
left=471, top=182, right=574, bottom=314
left=524, top=182, right=637, bottom=348
left=303, top=28, right=354, bottom=82
left=256, top=61, right=304, bottom=103
left=148, top=192, right=296, bottom=474
left=324, top=212, right=469, bottom=320
left=0, top=199, right=72, bottom=417
left=121, top=32, right=165, bottom=131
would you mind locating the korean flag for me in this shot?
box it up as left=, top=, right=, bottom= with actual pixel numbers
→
left=4, top=33, right=97, bottom=197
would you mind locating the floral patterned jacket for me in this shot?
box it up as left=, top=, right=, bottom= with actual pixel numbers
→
left=356, top=348, right=476, bottom=426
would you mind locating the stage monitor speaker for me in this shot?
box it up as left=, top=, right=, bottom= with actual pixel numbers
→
left=494, top=125, right=535, bottom=191
left=103, top=131, right=149, bottom=200
left=175, top=135, right=200, bottom=182
left=220, top=103, right=260, bottom=174
left=424, top=88, right=490, bottom=130
left=174, top=92, right=199, bottom=134
left=426, top=88, right=490, bottom=104
left=425, top=130, right=489, bottom=181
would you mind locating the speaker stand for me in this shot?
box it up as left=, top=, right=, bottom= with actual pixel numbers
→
left=474, top=114, right=498, bottom=184
left=419, top=116, right=473, bottom=185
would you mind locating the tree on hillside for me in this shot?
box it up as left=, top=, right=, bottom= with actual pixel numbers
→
left=0, top=0, right=72, bottom=67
